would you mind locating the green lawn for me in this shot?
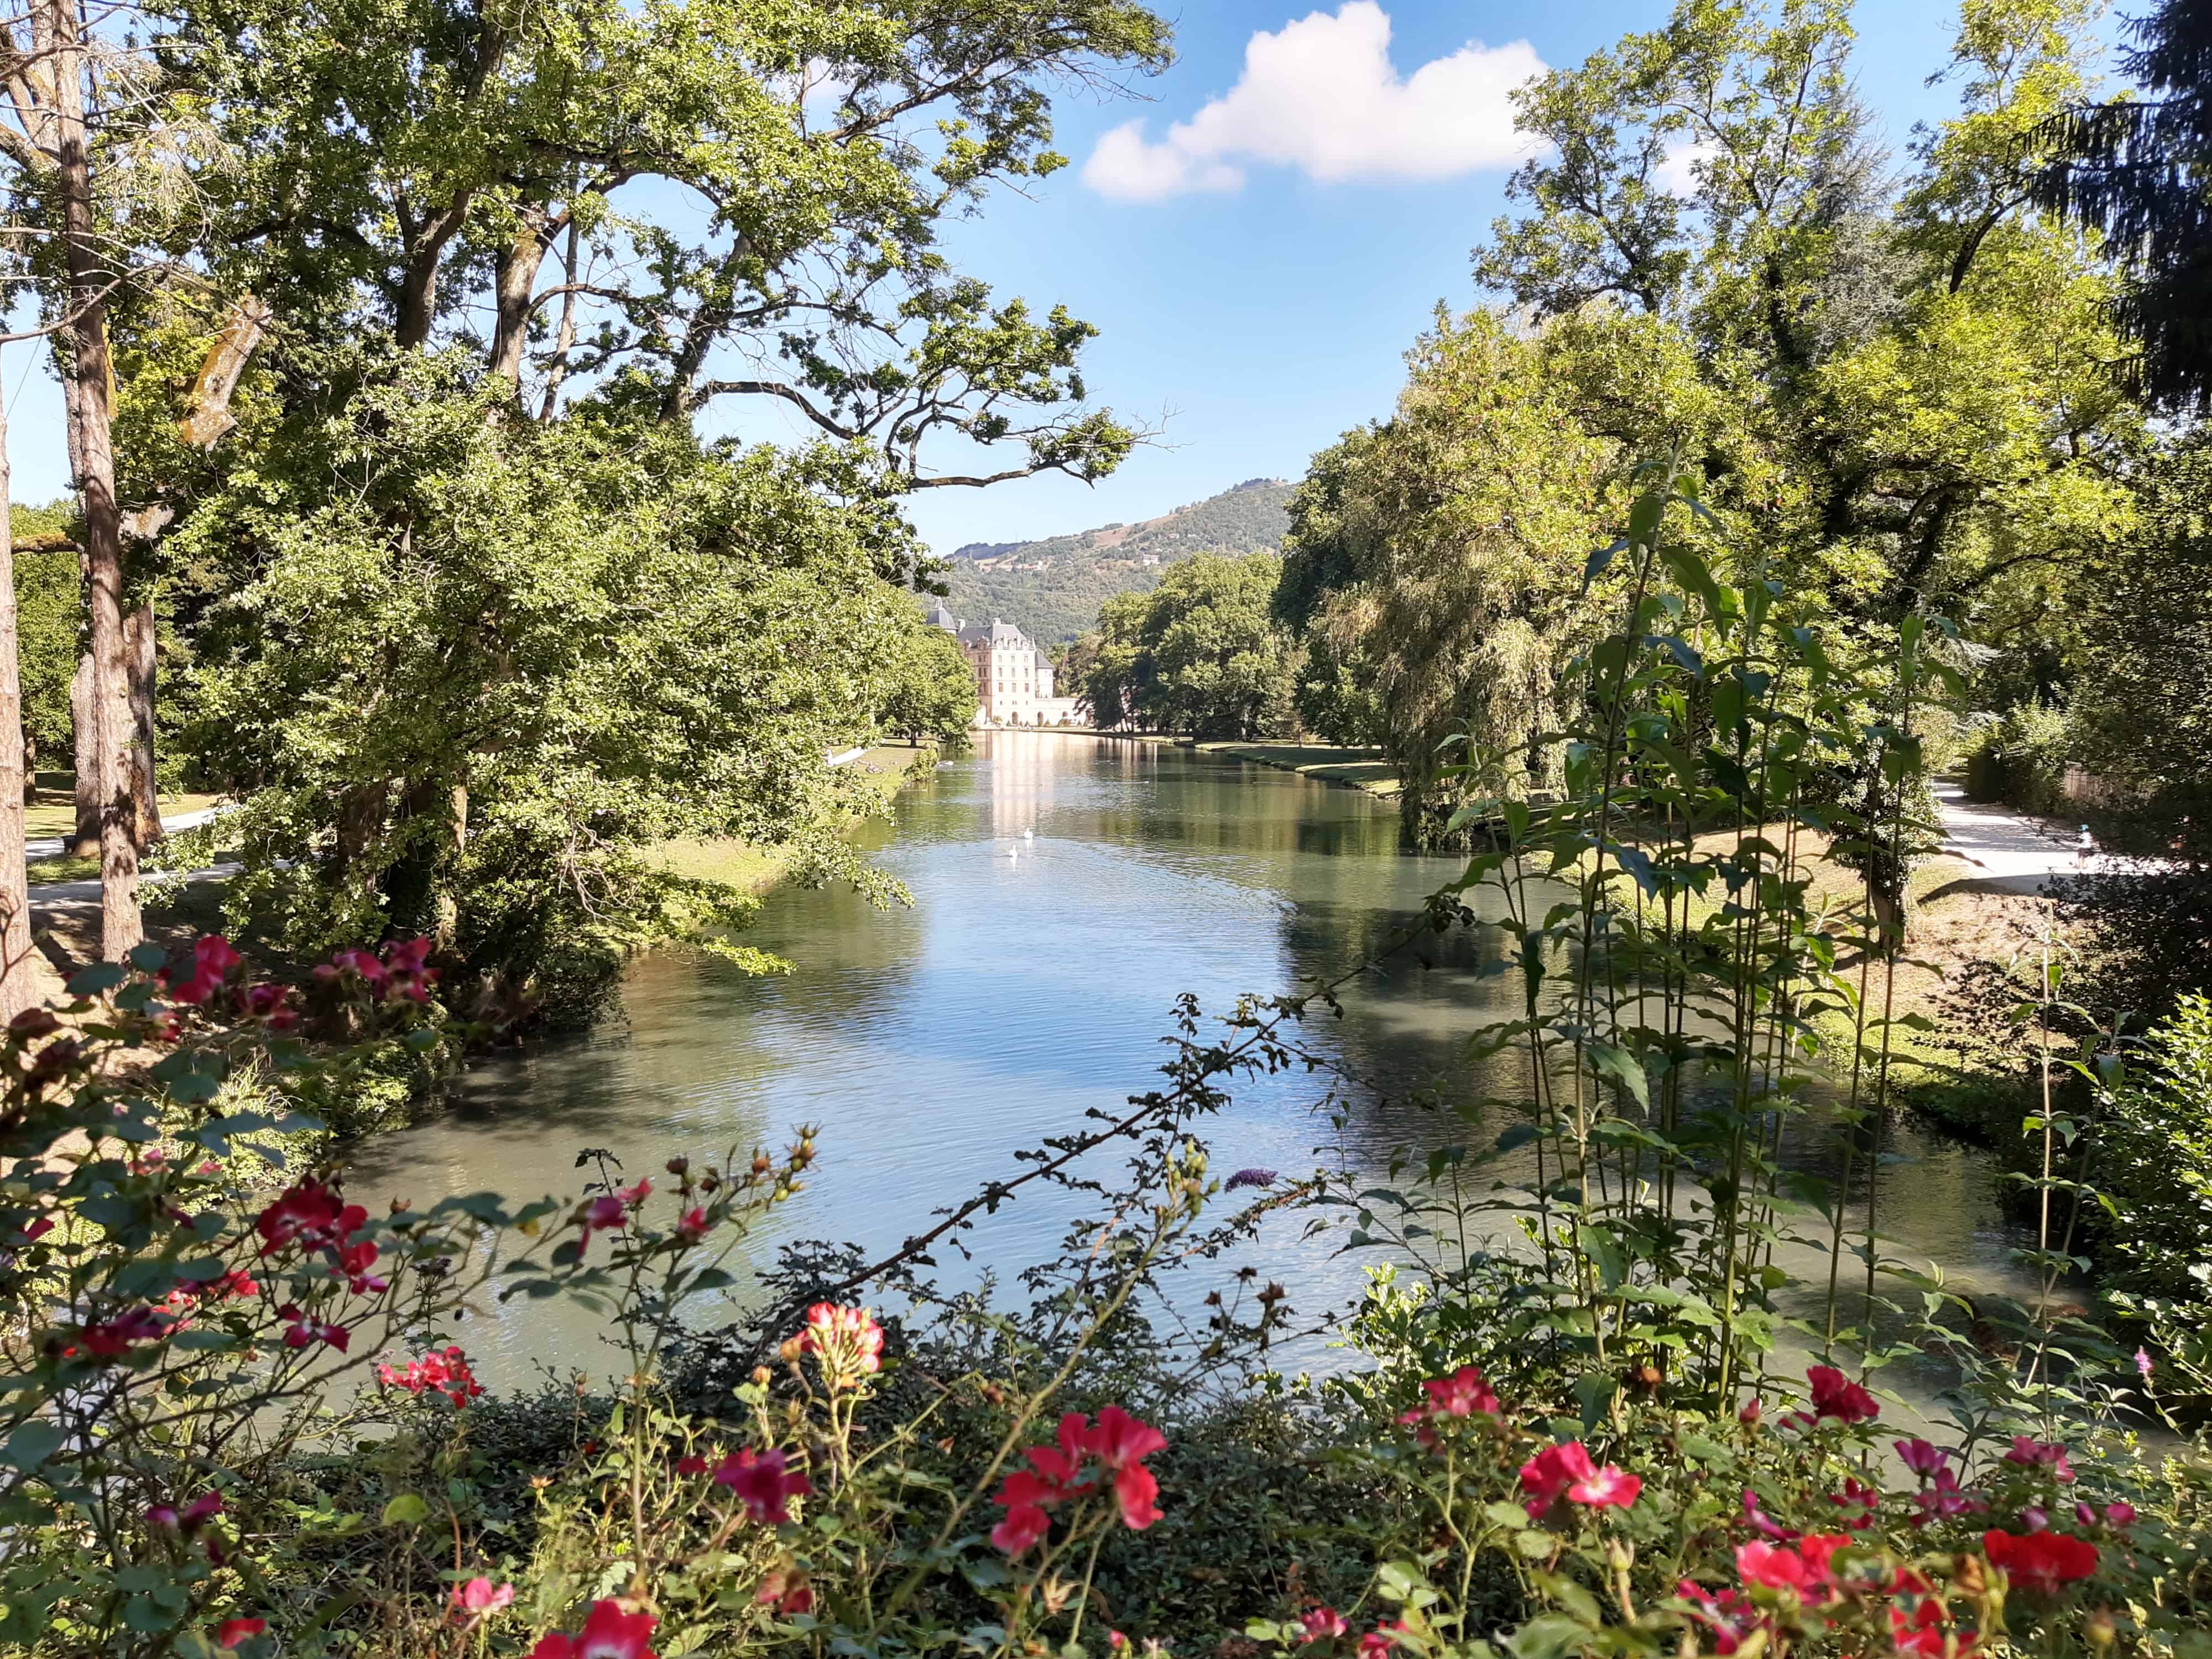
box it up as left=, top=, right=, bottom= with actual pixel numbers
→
left=648, top=743, right=930, bottom=893
left=22, top=790, right=221, bottom=842
left=26, top=853, right=99, bottom=884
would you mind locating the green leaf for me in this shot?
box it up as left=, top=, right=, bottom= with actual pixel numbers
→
left=1585, top=1042, right=1650, bottom=1108
left=1533, top=1571, right=1601, bottom=1626
left=1608, top=843, right=1660, bottom=897
left=1495, top=1123, right=1543, bottom=1155
left=1375, top=1560, right=1435, bottom=1607
left=1581, top=538, right=1628, bottom=592
left=1504, top=1614, right=1594, bottom=1659
left=1573, top=1371, right=1617, bottom=1432
left=381, top=1494, right=431, bottom=1526
left=1579, top=1224, right=1628, bottom=1291
left=1647, top=633, right=1704, bottom=677
left=1679, top=1435, right=1736, bottom=1466
left=2, top=1421, right=66, bottom=1471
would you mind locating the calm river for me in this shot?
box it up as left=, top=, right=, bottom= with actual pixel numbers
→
left=352, top=732, right=2040, bottom=1389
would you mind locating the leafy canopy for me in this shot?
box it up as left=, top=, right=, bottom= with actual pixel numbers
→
left=176, top=356, right=922, bottom=1021
left=1084, top=552, right=1296, bottom=742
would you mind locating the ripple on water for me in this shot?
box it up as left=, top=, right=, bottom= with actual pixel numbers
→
left=350, top=734, right=2046, bottom=1405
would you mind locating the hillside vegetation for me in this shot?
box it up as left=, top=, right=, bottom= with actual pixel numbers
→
left=939, top=477, right=1291, bottom=642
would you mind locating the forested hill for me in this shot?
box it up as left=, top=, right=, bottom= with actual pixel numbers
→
left=937, top=477, right=1293, bottom=643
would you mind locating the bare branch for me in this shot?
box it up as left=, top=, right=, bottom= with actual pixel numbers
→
left=690, top=377, right=856, bottom=439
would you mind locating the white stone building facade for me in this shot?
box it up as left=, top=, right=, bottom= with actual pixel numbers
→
left=926, top=604, right=1083, bottom=726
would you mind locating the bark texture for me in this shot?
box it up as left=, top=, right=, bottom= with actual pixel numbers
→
left=0, top=352, right=36, bottom=1020
left=488, top=209, right=551, bottom=385
left=127, top=600, right=158, bottom=846
left=69, top=649, right=96, bottom=854
left=43, top=0, right=139, bottom=957
left=177, top=298, right=268, bottom=446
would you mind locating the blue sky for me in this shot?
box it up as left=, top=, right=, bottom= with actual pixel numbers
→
left=1, top=1, right=2096, bottom=557
left=881, top=0, right=2006, bottom=556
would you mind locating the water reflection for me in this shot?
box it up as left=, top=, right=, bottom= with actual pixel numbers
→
left=352, top=733, right=2039, bottom=1390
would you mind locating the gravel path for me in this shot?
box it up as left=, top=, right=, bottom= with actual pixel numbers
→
left=1932, top=780, right=2115, bottom=895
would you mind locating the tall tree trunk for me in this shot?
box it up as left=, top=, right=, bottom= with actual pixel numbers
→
left=539, top=217, right=582, bottom=421
left=61, top=372, right=97, bottom=856
left=487, top=208, right=551, bottom=386
left=69, top=649, right=96, bottom=854
left=178, top=298, right=268, bottom=447
left=393, top=192, right=474, bottom=350
left=127, top=600, right=158, bottom=846
left=0, top=348, right=36, bottom=1020
left=44, top=0, right=138, bottom=957
left=656, top=238, right=753, bottom=424
left=395, top=241, right=443, bottom=349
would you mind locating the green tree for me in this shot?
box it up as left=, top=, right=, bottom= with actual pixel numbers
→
left=1083, top=592, right=1146, bottom=731
left=95, top=0, right=1174, bottom=1018
left=883, top=619, right=977, bottom=745
left=1477, top=0, right=2140, bottom=637
left=1081, top=552, right=1295, bottom=740
left=1274, top=0, right=2145, bottom=840
left=164, top=0, right=1165, bottom=485
left=176, top=358, right=920, bottom=1024
left=2053, top=436, right=2212, bottom=1018
left=2033, top=0, right=2212, bottom=409
left=1279, top=311, right=1619, bottom=843
left=9, top=503, right=79, bottom=777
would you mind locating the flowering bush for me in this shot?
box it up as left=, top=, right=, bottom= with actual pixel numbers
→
left=0, top=937, right=568, bottom=1653
left=3, top=918, right=2209, bottom=1658
left=1231, top=1349, right=2212, bottom=1659
left=0, top=936, right=827, bottom=1656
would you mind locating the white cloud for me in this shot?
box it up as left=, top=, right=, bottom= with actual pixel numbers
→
left=1083, top=2, right=1545, bottom=202
left=1652, top=139, right=1718, bottom=196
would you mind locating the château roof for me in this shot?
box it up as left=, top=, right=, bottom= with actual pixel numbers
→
left=958, top=617, right=1034, bottom=650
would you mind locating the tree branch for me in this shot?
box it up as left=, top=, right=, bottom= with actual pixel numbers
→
left=690, top=377, right=855, bottom=439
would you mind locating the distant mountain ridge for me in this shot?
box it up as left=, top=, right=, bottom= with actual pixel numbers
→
left=938, top=478, right=1293, bottom=644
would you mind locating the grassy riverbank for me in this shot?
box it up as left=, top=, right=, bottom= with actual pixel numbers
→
left=21, top=786, right=220, bottom=845
left=28, top=749, right=938, bottom=979
left=1561, top=817, right=2049, bottom=1142
left=648, top=742, right=937, bottom=893
left=1193, top=740, right=1401, bottom=797
left=20, top=785, right=225, bottom=883
left=1809, top=872, right=2054, bottom=1153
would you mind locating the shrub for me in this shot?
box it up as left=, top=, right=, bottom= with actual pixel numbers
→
left=4, top=926, right=2211, bottom=1657
left=2095, top=995, right=2212, bottom=1412
left=1964, top=703, right=2073, bottom=816
left=0, top=937, right=549, bottom=1653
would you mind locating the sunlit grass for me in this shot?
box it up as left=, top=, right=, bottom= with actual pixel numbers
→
left=27, top=854, right=99, bottom=884
left=1196, top=741, right=1401, bottom=797
left=646, top=744, right=927, bottom=894
left=20, top=789, right=220, bottom=842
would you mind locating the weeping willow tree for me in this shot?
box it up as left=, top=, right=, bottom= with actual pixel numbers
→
left=1277, top=310, right=1626, bottom=844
